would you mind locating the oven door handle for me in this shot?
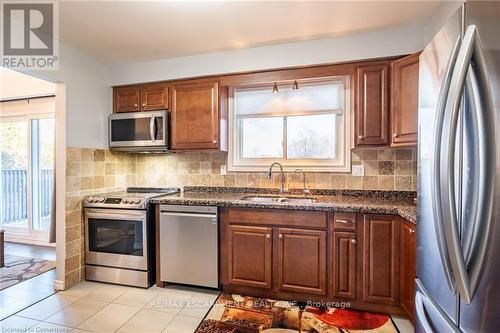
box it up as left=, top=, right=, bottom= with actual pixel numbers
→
left=85, top=209, right=146, bottom=220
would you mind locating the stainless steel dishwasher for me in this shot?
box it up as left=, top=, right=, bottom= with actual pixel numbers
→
left=159, top=205, right=218, bottom=288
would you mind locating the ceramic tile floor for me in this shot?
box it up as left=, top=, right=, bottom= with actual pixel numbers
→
left=0, top=280, right=220, bottom=333
left=0, top=269, right=57, bottom=320
left=0, top=277, right=414, bottom=333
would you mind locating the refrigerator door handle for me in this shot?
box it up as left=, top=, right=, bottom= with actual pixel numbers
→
left=440, top=24, right=496, bottom=304
left=431, top=37, right=461, bottom=293
left=415, top=280, right=462, bottom=333
left=462, top=26, right=496, bottom=299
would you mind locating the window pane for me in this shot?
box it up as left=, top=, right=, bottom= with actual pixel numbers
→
left=287, top=114, right=337, bottom=159
left=38, top=118, right=54, bottom=231
left=242, top=117, right=283, bottom=158
left=1, top=121, right=28, bottom=229
left=235, top=79, right=343, bottom=116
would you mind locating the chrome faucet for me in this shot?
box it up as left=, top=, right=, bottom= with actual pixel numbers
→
left=292, top=168, right=310, bottom=195
left=267, top=162, right=287, bottom=194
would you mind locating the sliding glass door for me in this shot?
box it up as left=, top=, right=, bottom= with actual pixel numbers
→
left=0, top=115, right=54, bottom=241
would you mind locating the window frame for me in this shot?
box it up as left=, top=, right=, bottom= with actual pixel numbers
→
left=228, top=76, right=351, bottom=172
left=0, top=97, right=55, bottom=242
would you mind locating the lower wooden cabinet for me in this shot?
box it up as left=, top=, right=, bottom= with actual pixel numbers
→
left=276, top=228, right=327, bottom=295
left=220, top=208, right=414, bottom=318
left=332, top=231, right=357, bottom=299
left=400, top=219, right=416, bottom=322
left=227, top=225, right=272, bottom=289
left=362, top=214, right=400, bottom=305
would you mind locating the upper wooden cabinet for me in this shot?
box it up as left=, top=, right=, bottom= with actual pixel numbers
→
left=355, top=63, right=390, bottom=146
left=362, top=214, right=400, bottom=306
left=170, top=81, right=222, bottom=151
left=391, top=53, right=420, bottom=146
left=114, top=86, right=141, bottom=113
left=114, top=84, right=169, bottom=113
left=400, top=219, right=417, bottom=323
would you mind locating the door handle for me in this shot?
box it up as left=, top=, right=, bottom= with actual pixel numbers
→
left=430, top=36, right=461, bottom=293
left=439, top=25, right=496, bottom=304
left=150, top=116, right=156, bottom=142
left=415, top=291, right=434, bottom=333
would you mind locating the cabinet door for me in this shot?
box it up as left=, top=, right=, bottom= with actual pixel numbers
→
left=355, top=64, right=389, bottom=146
left=332, top=231, right=357, bottom=300
left=400, top=220, right=416, bottom=322
left=114, top=87, right=140, bottom=113
left=362, top=214, right=400, bottom=305
left=228, top=225, right=272, bottom=289
left=391, top=53, right=419, bottom=146
left=276, top=228, right=327, bottom=295
left=141, top=85, right=169, bottom=111
left=170, top=82, right=219, bottom=150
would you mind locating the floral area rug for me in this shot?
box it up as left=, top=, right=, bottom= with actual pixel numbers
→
left=196, top=294, right=398, bottom=333
left=0, top=255, right=55, bottom=290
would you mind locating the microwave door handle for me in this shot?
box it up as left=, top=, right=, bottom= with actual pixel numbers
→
left=150, top=116, right=156, bottom=142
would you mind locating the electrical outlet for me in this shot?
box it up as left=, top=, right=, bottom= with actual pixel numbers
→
left=220, top=165, right=227, bottom=175
left=352, top=165, right=364, bottom=176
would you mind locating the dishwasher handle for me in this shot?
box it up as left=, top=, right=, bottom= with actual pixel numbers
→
left=160, top=211, right=217, bottom=221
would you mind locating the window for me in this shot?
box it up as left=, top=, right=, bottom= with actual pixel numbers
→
left=0, top=98, right=55, bottom=241
left=229, top=76, right=351, bottom=171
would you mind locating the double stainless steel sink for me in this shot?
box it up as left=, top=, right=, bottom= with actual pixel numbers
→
left=242, top=196, right=317, bottom=204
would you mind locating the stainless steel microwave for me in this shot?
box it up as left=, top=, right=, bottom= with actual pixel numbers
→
left=109, top=110, right=169, bottom=152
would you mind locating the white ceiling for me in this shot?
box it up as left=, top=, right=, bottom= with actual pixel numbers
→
left=59, top=1, right=442, bottom=64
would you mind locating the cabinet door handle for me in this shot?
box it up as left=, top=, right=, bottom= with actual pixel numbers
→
left=213, top=140, right=217, bottom=144
left=279, top=234, right=283, bottom=239
left=336, top=219, right=354, bottom=224
left=266, top=234, right=270, bottom=239
left=142, top=103, right=146, bottom=107
left=409, top=229, right=416, bottom=235
left=134, top=104, right=138, bottom=108
left=358, top=135, right=364, bottom=140
left=393, top=133, right=399, bottom=138
left=351, top=239, right=357, bottom=244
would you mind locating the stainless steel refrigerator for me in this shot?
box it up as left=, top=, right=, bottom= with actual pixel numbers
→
left=417, top=1, right=499, bottom=332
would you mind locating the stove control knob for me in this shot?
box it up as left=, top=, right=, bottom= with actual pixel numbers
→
left=87, top=197, right=94, bottom=203
left=122, top=198, right=129, bottom=204
left=133, top=198, right=141, bottom=204
left=96, top=197, right=105, bottom=203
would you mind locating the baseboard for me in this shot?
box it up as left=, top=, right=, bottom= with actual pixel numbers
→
left=54, top=279, right=65, bottom=290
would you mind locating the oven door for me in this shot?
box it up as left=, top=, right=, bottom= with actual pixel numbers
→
left=85, top=208, right=148, bottom=270
left=109, top=110, right=167, bottom=149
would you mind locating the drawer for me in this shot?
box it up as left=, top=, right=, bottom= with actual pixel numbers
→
left=228, top=208, right=327, bottom=229
left=333, top=212, right=357, bottom=230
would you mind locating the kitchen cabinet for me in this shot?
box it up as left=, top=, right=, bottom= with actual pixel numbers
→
left=114, top=84, right=169, bottom=113
left=216, top=208, right=413, bottom=317
left=276, top=228, right=327, bottom=295
left=114, top=86, right=141, bottom=113
left=391, top=53, right=420, bottom=146
left=332, top=231, right=357, bottom=299
left=170, top=81, right=222, bottom=150
left=400, top=219, right=416, bottom=323
left=355, top=63, right=390, bottom=146
left=362, top=214, right=400, bottom=305
left=227, top=225, right=272, bottom=289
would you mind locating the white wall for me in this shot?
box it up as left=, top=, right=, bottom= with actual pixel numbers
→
left=423, top=1, right=463, bottom=46
left=22, top=42, right=111, bottom=149
left=0, top=68, right=56, bottom=99
left=110, top=23, right=425, bottom=86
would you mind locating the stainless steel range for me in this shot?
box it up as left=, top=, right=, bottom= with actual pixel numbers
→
left=83, top=187, right=180, bottom=287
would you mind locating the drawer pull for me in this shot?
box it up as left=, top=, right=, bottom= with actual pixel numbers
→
left=336, top=219, right=355, bottom=224
left=279, top=234, right=283, bottom=239
left=266, top=234, right=270, bottom=239
left=351, top=239, right=357, bottom=244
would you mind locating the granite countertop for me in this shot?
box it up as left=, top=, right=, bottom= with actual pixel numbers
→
left=151, top=187, right=417, bottom=223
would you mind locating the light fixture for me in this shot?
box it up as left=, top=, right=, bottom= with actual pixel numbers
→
left=272, top=82, right=279, bottom=94
left=292, top=80, right=299, bottom=90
